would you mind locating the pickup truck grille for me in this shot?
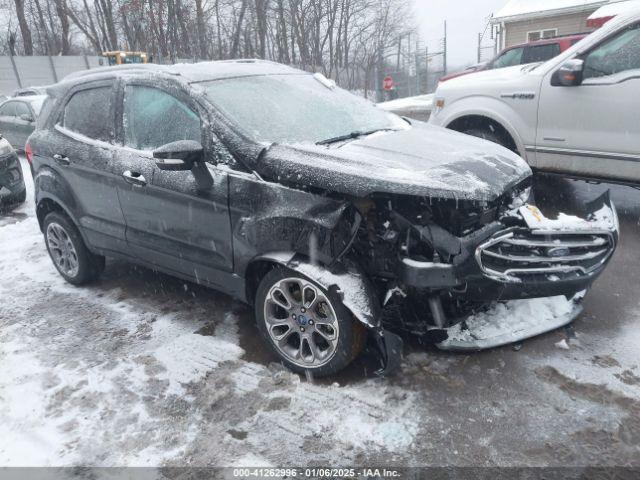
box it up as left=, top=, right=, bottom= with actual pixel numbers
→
left=476, top=228, right=615, bottom=283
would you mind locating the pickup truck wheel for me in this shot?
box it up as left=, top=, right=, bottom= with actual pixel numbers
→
left=255, top=266, right=365, bottom=376
left=463, top=128, right=506, bottom=147
left=43, top=212, right=105, bottom=285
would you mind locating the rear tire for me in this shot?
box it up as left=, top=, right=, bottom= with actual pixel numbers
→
left=254, top=266, right=366, bottom=377
left=43, top=212, right=105, bottom=285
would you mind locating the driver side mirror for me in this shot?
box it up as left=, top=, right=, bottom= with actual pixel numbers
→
left=153, top=140, right=204, bottom=171
left=552, top=59, right=585, bottom=87
left=20, top=113, right=34, bottom=123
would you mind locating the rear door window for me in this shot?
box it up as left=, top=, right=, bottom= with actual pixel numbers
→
left=523, top=43, right=561, bottom=63
left=62, top=87, right=114, bottom=142
left=123, top=86, right=201, bottom=151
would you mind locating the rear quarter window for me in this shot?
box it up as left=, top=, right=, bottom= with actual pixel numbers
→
left=37, top=97, right=57, bottom=129
left=62, top=87, right=113, bottom=142
left=523, top=43, right=561, bottom=63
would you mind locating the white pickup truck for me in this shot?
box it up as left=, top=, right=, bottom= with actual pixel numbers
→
left=429, top=10, right=640, bottom=184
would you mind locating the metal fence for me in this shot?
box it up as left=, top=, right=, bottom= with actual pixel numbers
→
left=0, top=55, right=105, bottom=96
left=0, top=56, right=212, bottom=97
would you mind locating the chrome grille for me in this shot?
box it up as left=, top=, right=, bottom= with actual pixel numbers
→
left=476, top=228, right=615, bottom=283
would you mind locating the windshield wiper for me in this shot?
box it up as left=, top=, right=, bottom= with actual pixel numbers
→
left=316, top=128, right=395, bottom=145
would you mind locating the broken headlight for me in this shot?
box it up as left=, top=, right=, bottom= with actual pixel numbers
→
left=508, top=185, right=532, bottom=210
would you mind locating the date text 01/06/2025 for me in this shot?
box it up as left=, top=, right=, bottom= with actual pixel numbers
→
left=232, top=468, right=402, bottom=478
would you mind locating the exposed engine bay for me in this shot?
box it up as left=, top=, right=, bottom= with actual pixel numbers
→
left=332, top=181, right=618, bottom=348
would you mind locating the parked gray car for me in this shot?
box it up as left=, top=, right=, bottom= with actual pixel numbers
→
left=0, top=95, right=46, bottom=151
left=0, top=135, right=26, bottom=207
left=28, top=61, right=618, bottom=376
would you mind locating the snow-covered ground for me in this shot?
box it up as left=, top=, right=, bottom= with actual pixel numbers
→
left=1, top=158, right=639, bottom=467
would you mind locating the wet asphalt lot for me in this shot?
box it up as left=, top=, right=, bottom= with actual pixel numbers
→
left=1, top=157, right=639, bottom=468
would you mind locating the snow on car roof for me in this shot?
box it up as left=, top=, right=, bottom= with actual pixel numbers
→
left=377, top=94, right=434, bottom=113
left=588, top=0, right=640, bottom=26
left=493, top=0, right=607, bottom=21
left=61, top=59, right=305, bottom=85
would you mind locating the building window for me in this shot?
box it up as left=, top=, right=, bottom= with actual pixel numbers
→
left=527, top=29, right=558, bottom=42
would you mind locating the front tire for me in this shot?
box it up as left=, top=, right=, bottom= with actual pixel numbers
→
left=254, top=266, right=365, bottom=376
left=43, top=212, right=105, bottom=285
left=463, top=127, right=506, bottom=147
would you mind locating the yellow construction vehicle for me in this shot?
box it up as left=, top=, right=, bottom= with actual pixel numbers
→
left=101, top=51, right=148, bottom=66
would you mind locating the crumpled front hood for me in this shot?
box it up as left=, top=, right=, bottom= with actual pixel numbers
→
left=257, top=122, right=532, bottom=201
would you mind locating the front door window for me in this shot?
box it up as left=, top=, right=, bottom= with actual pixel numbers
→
left=583, top=24, right=640, bottom=79
left=123, top=86, right=201, bottom=151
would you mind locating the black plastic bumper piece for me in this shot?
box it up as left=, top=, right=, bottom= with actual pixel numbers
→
left=374, top=329, right=404, bottom=376
left=399, top=258, right=460, bottom=288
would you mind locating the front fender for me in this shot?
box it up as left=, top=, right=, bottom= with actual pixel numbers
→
left=255, top=252, right=380, bottom=329
left=432, top=95, right=534, bottom=161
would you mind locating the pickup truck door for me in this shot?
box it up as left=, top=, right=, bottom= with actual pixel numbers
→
left=536, top=23, right=640, bottom=183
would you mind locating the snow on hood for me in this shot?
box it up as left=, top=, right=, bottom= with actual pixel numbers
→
left=258, top=122, right=531, bottom=201
left=440, top=63, right=540, bottom=89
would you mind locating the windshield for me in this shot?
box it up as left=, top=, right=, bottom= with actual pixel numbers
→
left=491, top=47, right=524, bottom=69
left=201, top=74, right=406, bottom=144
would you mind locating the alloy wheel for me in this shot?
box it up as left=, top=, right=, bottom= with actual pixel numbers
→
left=263, top=277, right=340, bottom=368
left=46, top=222, right=80, bottom=277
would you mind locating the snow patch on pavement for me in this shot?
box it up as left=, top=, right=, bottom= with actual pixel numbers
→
left=153, top=312, right=244, bottom=396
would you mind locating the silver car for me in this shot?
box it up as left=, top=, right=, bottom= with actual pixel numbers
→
left=0, top=95, right=46, bottom=151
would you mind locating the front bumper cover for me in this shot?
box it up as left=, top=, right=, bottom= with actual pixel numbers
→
left=400, top=192, right=618, bottom=302
left=0, top=152, right=26, bottom=202
left=436, top=292, right=585, bottom=351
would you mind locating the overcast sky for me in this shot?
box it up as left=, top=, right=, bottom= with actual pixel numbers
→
left=414, top=0, right=508, bottom=68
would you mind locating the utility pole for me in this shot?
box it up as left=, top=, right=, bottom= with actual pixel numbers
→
left=407, top=32, right=412, bottom=97
left=425, top=46, right=429, bottom=93
left=415, top=49, right=421, bottom=95
left=478, top=32, right=482, bottom=63
left=376, top=42, right=384, bottom=103
left=443, top=20, right=447, bottom=76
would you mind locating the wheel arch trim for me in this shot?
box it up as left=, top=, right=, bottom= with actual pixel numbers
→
left=36, top=194, right=91, bottom=247
left=248, top=252, right=380, bottom=329
left=437, top=100, right=529, bottom=160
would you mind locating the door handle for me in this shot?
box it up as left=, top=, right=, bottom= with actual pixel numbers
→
left=122, top=170, right=147, bottom=187
left=53, top=154, right=70, bottom=166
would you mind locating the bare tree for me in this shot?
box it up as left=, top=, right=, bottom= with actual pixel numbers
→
left=13, top=0, right=33, bottom=54
left=2, top=0, right=413, bottom=92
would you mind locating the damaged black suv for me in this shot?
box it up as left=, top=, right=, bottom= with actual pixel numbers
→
left=28, top=60, right=618, bottom=376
